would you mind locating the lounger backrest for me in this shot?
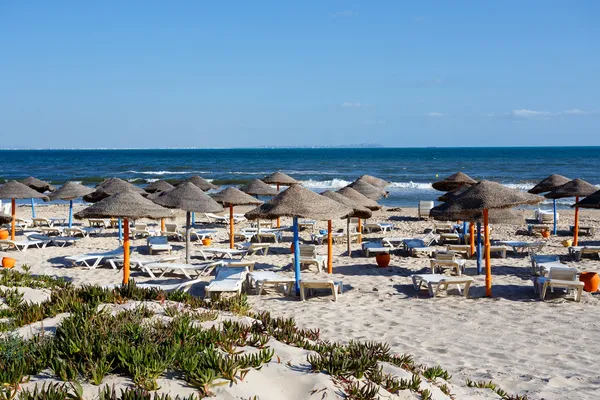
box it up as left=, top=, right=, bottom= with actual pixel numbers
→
left=148, top=236, right=168, bottom=245
left=435, top=251, right=457, bottom=261
left=136, top=223, right=147, bottom=231
left=165, top=223, right=177, bottom=233
left=215, top=266, right=249, bottom=280
left=421, top=232, right=436, bottom=246
left=548, top=267, right=577, bottom=281
left=299, top=244, right=317, bottom=258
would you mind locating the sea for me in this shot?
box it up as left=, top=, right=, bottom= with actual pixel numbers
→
left=1, top=147, right=598, bottom=209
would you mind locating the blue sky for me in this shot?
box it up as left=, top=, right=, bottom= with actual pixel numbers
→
left=1, top=1, right=598, bottom=148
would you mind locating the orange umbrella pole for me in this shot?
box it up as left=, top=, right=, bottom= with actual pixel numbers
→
left=484, top=209, right=492, bottom=297
left=327, top=220, right=333, bottom=273
left=469, top=221, right=475, bottom=257
left=160, top=218, right=165, bottom=232
left=357, top=219, right=362, bottom=243
left=573, top=197, right=580, bottom=246
left=276, top=184, right=281, bottom=228
left=11, top=199, right=16, bottom=241
left=229, top=205, right=235, bottom=249
left=123, top=218, right=130, bottom=285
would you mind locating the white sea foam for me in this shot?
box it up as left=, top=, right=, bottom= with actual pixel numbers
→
left=388, top=181, right=433, bottom=190
left=127, top=170, right=210, bottom=175
left=301, top=179, right=352, bottom=189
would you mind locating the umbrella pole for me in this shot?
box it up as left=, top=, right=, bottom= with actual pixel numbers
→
left=327, top=220, right=332, bottom=274
left=469, top=221, right=475, bottom=257
left=11, top=199, right=16, bottom=241
left=276, top=184, right=281, bottom=228
left=357, top=219, right=362, bottom=243
left=484, top=209, right=491, bottom=297
left=31, top=198, right=36, bottom=218
left=191, top=212, right=195, bottom=227
left=229, top=205, right=234, bottom=249
left=346, top=218, right=351, bottom=257
left=553, top=199, right=557, bottom=235
left=118, top=218, right=122, bottom=242
left=123, top=218, right=130, bottom=285
left=573, top=197, right=579, bottom=246
left=161, top=218, right=165, bottom=233
left=476, top=222, right=482, bottom=275
left=68, top=200, right=73, bottom=228
left=186, top=211, right=191, bottom=264
left=293, top=216, right=301, bottom=295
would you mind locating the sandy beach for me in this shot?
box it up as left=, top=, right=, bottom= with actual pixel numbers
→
left=2, top=202, right=600, bottom=399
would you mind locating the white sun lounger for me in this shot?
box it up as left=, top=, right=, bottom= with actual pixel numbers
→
left=106, top=255, right=179, bottom=272
left=142, top=261, right=222, bottom=279
left=537, top=267, right=584, bottom=302
left=235, top=242, right=270, bottom=255
left=568, top=246, right=600, bottom=261
left=248, top=271, right=295, bottom=296
left=530, top=254, right=561, bottom=275
left=136, top=277, right=205, bottom=292
left=63, top=227, right=103, bottom=237
left=299, top=244, right=326, bottom=273
left=362, top=241, right=392, bottom=257
left=24, top=233, right=78, bottom=248
left=411, top=274, right=473, bottom=298
left=205, top=266, right=249, bottom=298
left=363, top=222, right=395, bottom=233
left=0, top=238, right=49, bottom=252
left=88, top=219, right=111, bottom=228
left=497, top=241, right=546, bottom=256
left=299, top=280, right=343, bottom=301
left=65, top=248, right=127, bottom=268
left=197, top=247, right=249, bottom=260
left=148, top=236, right=172, bottom=255
left=204, top=213, right=245, bottom=225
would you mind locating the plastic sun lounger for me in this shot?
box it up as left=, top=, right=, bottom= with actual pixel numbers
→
left=88, top=219, right=110, bottom=228
left=255, top=231, right=283, bottom=243
left=568, top=246, right=600, bottom=261
left=299, top=245, right=326, bottom=273
left=235, top=242, right=270, bottom=256
left=530, top=254, right=561, bottom=275
left=205, top=266, right=249, bottom=298
left=299, top=280, right=343, bottom=301
left=248, top=271, right=295, bottom=296
left=142, top=261, right=222, bottom=279
left=63, top=227, right=103, bottom=237
left=362, top=241, right=392, bottom=257
left=106, top=255, right=179, bottom=272
left=24, top=233, right=78, bottom=248
left=136, top=277, right=205, bottom=293
left=147, top=236, right=172, bottom=255
left=298, top=220, right=317, bottom=231
left=411, top=274, right=473, bottom=298
left=64, top=248, right=126, bottom=268
left=198, top=247, right=248, bottom=260
left=429, top=258, right=466, bottom=276
left=536, top=267, right=584, bottom=302
left=363, top=222, right=395, bottom=233
left=497, top=241, right=546, bottom=255
left=0, top=239, right=49, bottom=252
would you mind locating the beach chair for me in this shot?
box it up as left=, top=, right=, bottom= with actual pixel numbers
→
left=418, top=201, right=434, bottom=220
left=136, top=277, right=205, bottom=293
left=255, top=230, right=283, bottom=243
left=106, top=255, right=178, bottom=271
left=161, top=223, right=183, bottom=241
left=530, top=254, right=561, bottom=275
left=64, top=248, right=127, bottom=268
left=24, top=232, right=78, bottom=248
left=298, top=219, right=317, bottom=231
left=235, top=242, right=271, bottom=256
left=63, top=226, right=103, bottom=237
left=0, top=238, right=50, bottom=252
left=40, top=226, right=63, bottom=236
left=439, top=233, right=462, bottom=245
left=362, top=222, right=395, bottom=233
left=147, top=236, right=172, bottom=255
left=362, top=241, right=392, bottom=257
left=190, top=229, right=218, bottom=241
left=569, top=225, right=594, bottom=236
left=429, top=251, right=466, bottom=276
left=403, top=232, right=438, bottom=256
left=88, top=218, right=110, bottom=228
left=299, top=280, right=343, bottom=301
left=433, top=221, right=455, bottom=233
left=15, top=218, right=33, bottom=229
left=445, top=244, right=472, bottom=258
left=251, top=220, right=275, bottom=229
left=497, top=241, right=546, bottom=256
left=411, top=274, right=473, bottom=298
left=131, top=223, right=154, bottom=239
left=568, top=246, right=600, bottom=261
left=142, top=260, right=221, bottom=279
left=32, top=217, right=51, bottom=227
left=247, top=271, right=295, bottom=296
left=299, top=244, right=326, bottom=273
left=205, top=266, right=249, bottom=298
left=197, top=247, right=248, bottom=260
left=537, top=267, right=584, bottom=302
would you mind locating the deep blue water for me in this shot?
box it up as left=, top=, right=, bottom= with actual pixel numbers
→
left=0, top=147, right=598, bottom=208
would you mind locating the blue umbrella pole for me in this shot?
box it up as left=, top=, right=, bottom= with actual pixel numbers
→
left=118, top=218, right=123, bottom=241
left=553, top=199, right=557, bottom=235
left=476, top=222, right=482, bottom=275
left=68, top=200, right=74, bottom=228
left=191, top=212, right=196, bottom=226
left=293, top=216, right=301, bottom=295
left=31, top=198, right=36, bottom=218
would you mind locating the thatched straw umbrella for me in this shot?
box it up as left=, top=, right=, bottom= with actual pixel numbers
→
left=21, top=177, right=55, bottom=218
left=437, top=186, right=469, bottom=202
left=183, top=175, right=218, bottom=191
left=144, top=180, right=175, bottom=194
left=321, top=191, right=372, bottom=270
left=337, top=187, right=381, bottom=211
left=245, top=185, right=352, bottom=293
left=528, top=174, right=570, bottom=235
left=431, top=172, right=477, bottom=192
left=0, top=181, right=49, bottom=240
left=239, top=179, right=279, bottom=197
left=347, top=178, right=387, bottom=200
left=75, top=191, right=172, bottom=284
left=211, top=187, right=262, bottom=248
left=47, top=182, right=94, bottom=227
left=152, top=182, right=223, bottom=263
left=358, top=174, right=390, bottom=188
left=573, top=189, right=600, bottom=209
left=262, top=172, right=299, bottom=228
left=439, top=181, right=542, bottom=296
left=0, top=213, right=12, bottom=225
left=545, top=178, right=597, bottom=246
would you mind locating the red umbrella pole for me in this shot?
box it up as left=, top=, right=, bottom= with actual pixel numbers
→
left=469, top=221, right=475, bottom=257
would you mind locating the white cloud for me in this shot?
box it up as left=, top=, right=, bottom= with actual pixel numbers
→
left=342, top=102, right=365, bottom=108
left=492, top=108, right=599, bottom=119
left=511, top=109, right=553, bottom=119
left=332, top=10, right=354, bottom=18
left=426, top=112, right=444, bottom=117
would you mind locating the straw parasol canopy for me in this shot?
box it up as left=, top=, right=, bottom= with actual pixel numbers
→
left=21, top=177, right=55, bottom=193
left=431, top=172, right=477, bottom=192
left=245, top=185, right=352, bottom=221
left=528, top=174, right=570, bottom=194
left=544, top=178, right=597, bottom=199
left=347, top=178, right=387, bottom=200
left=437, top=186, right=469, bottom=202
left=573, top=189, right=600, bottom=209
left=84, top=178, right=145, bottom=203
left=211, top=187, right=263, bottom=207
left=239, top=179, right=279, bottom=196
left=0, top=181, right=50, bottom=201
left=144, top=180, right=175, bottom=194
left=48, top=182, right=94, bottom=201
left=183, top=175, right=218, bottom=191
left=151, top=182, right=223, bottom=213
left=75, top=191, right=172, bottom=220
left=262, top=172, right=299, bottom=186
left=320, top=190, right=372, bottom=219
left=430, top=202, right=523, bottom=225
left=358, top=174, right=389, bottom=188
left=337, top=187, right=381, bottom=211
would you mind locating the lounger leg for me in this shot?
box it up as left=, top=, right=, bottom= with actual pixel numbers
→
left=540, top=282, right=549, bottom=300
left=299, top=284, right=306, bottom=301
left=455, top=283, right=462, bottom=296
left=411, top=276, right=419, bottom=290
left=258, top=281, right=265, bottom=296
left=330, top=283, right=338, bottom=301
left=427, top=282, right=435, bottom=297
left=463, top=281, right=471, bottom=298
left=576, top=286, right=583, bottom=302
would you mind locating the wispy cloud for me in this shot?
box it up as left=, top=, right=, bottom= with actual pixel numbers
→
left=332, top=10, right=355, bottom=18
left=426, top=112, right=444, bottom=117
left=363, top=119, right=385, bottom=125
left=493, top=108, right=599, bottom=119
left=342, top=102, right=366, bottom=108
